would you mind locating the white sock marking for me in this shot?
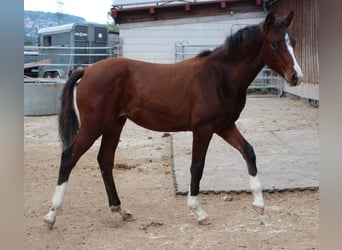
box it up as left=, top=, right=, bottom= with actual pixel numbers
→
left=188, top=195, right=200, bottom=209
left=51, top=182, right=68, bottom=208
left=249, top=175, right=264, bottom=208
left=285, top=33, right=304, bottom=78
left=187, top=193, right=208, bottom=222
left=44, top=182, right=68, bottom=224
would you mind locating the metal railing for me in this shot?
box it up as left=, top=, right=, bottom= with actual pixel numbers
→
left=174, top=40, right=284, bottom=97
left=24, top=44, right=121, bottom=78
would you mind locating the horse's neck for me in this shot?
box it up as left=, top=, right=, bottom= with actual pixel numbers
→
left=209, top=38, right=265, bottom=86
left=226, top=41, right=265, bottom=87
left=237, top=55, right=265, bottom=88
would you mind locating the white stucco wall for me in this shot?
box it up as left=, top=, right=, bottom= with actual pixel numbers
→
left=119, top=12, right=265, bottom=63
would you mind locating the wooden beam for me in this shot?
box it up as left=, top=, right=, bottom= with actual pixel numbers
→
left=111, top=1, right=263, bottom=24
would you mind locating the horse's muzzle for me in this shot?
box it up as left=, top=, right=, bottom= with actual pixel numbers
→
left=291, top=72, right=298, bottom=85
left=286, top=72, right=304, bottom=86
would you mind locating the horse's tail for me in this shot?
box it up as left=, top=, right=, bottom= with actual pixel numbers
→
left=58, top=69, right=84, bottom=150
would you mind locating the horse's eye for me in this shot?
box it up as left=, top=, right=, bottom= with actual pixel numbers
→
left=271, top=41, right=280, bottom=49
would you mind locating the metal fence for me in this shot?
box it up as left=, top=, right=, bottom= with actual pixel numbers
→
left=24, top=44, right=121, bottom=78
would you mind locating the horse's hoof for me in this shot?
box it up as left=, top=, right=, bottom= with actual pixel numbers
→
left=43, top=216, right=55, bottom=230
left=122, top=212, right=136, bottom=222
left=253, top=205, right=265, bottom=215
left=120, top=207, right=135, bottom=221
left=258, top=214, right=268, bottom=225
left=198, top=217, right=211, bottom=225
left=111, top=206, right=136, bottom=221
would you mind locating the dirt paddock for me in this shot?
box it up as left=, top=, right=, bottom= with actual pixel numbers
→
left=24, top=97, right=319, bottom=250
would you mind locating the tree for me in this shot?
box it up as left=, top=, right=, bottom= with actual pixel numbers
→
left=107, top=11, right=119, bottom=33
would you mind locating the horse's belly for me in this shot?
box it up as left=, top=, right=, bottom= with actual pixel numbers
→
left=126, top=107, right=191, bottom=132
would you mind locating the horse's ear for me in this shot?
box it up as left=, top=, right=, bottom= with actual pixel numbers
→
left=264, top=10, right=275, bottom=29
left=285, top=10, right=294, bottom=28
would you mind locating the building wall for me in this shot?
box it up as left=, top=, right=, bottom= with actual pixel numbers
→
left=119, top=12, right=265, bottom=63
left=271, top=0, right=319, bottom=100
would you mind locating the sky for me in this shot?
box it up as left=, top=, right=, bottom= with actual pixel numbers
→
left=24, top=1, right=201, bottom=24
left=24, top=0, right=116, bottom=24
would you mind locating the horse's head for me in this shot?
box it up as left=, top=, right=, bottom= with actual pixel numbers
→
left=261, top=10, right=304, bottom=86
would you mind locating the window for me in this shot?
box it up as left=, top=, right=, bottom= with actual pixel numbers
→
left=43, top=36, right=52, bottom=46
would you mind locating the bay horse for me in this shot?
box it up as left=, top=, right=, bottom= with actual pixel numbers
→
left=44, top=10, right=303, bottom=229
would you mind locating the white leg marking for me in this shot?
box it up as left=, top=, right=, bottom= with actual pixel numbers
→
left=73, top=84, right=81, bottom=126
left=285, top=33, right=304, bottom=78
left=249, top=175, right=264, bottom=208
left=187, top=193, right=210, bottom=224
left=44, top=182, right=68, bottom=228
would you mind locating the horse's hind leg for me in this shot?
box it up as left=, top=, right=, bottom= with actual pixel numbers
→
left=188, top=126, right=213, bottom=225
left=97, top=118, right=134, bottom=221
left=217, top=124, right=265, bottom=215
left=44, top=127, right=101, bottom=229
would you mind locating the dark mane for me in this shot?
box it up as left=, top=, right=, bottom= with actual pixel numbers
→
left=197, top=50, right=212, bottom=57
left=224, top=18, right=288, bottom=50
left=225, top=24, right=261, bottom=51
left=196, top=24, right=261, bottom=58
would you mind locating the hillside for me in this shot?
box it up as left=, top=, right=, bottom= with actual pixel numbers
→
left=24, top=10, right=86, bottom=45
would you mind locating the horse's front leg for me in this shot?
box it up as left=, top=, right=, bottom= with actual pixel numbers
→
left=188, top=127, right=213, bottom=225
left=217, top=124, right=265, bottom=215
